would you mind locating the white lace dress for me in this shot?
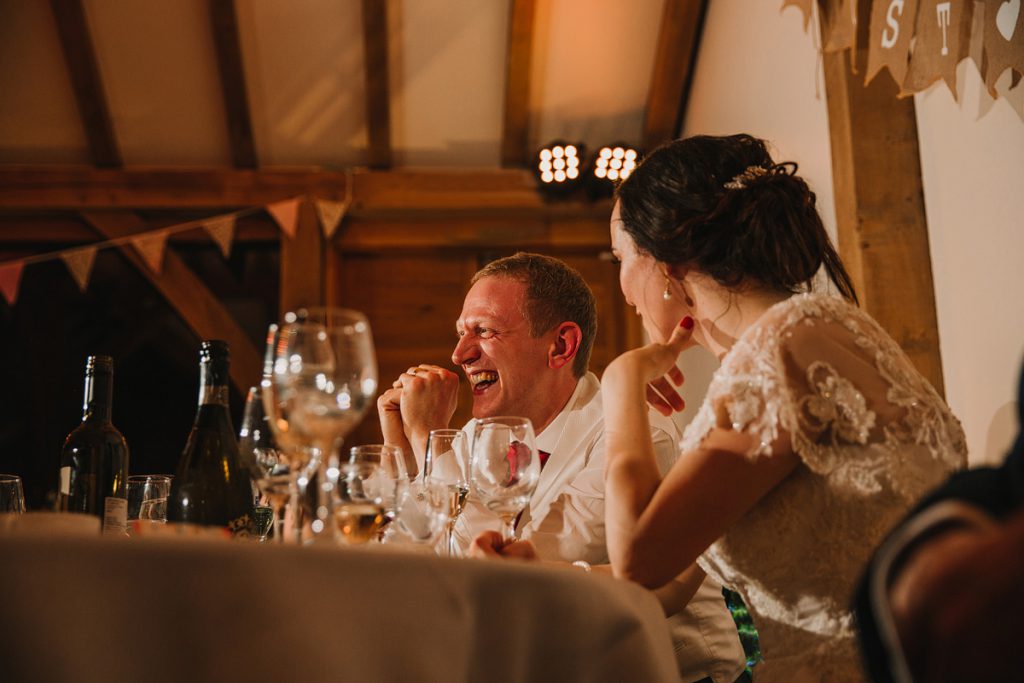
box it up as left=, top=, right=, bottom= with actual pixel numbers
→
left=682, top=293, right=967, bottom=682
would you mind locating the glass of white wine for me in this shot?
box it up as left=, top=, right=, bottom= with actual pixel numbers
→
left=423, top=429, right=471, bottom=556
left=333, top=461, right=389, bottom=545
left=348, top=444, right=409, bottom=542
left=469, top=416, right=540, bottom=542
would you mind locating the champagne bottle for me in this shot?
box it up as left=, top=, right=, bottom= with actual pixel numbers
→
left=167, top=340, right=254, bottom=535
left=59, top=355, right=130, bottom=534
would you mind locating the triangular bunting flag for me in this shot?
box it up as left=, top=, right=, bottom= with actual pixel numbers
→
left=267, top=198, right=301, bottom=239
left=315, top=199, right=348, bottom=239
left=132, top=230, right=170, bottom=274
left=0, top=260, right=25, bottom=306
left=203, top=215, right=237, bottom=258
left=819, top=0, right=858, bottom=53
left=60, top=246, right=99, bottom=292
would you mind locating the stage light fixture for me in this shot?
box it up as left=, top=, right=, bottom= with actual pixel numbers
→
left=535, top=140, right=585, bottom=193
left=587, top=143, right=641, bottom=197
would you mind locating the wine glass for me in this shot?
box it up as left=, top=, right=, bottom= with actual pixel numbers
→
left=333, top=461, right=388, bottom=545
left=0, top=475, right=26, bottom=514
left=239, top=383, right=288, bottom=543
left=348, top=444, right=409, bottom=542
left=423, top=429, right=471, bottom=556
left=470, top=416, right=540, bottom=542
left=394, top=480, right=451, bottom=547
left=263, top=308, right=378, bottom=542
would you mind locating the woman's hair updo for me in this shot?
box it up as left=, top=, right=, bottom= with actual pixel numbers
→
left=615, top=134, right=858, bottom=303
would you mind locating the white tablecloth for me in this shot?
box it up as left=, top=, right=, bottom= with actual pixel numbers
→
left=0, top=532, right=679, bottom=683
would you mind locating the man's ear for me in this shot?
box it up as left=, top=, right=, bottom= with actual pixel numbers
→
left=549, top=322, right=583, bottom=371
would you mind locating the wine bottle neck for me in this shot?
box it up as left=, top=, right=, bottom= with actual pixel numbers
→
left=198, top=360, right=230, bottom=407
left=82, top=370, right=113, bottom=423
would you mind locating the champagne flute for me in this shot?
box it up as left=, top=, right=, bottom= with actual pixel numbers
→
left=264, top=308, right=378, bottom=542
left=469, top=416, right=540, bottom=542
left=0, top=475, right=26, bottom=514
left=423, top=429, right=470, bottom=556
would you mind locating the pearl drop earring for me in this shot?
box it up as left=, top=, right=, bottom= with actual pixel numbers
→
left=663, top=276, right=672, bottom=301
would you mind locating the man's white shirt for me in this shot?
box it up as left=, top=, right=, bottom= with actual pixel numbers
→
left=454, top=373, right=747, bottom=683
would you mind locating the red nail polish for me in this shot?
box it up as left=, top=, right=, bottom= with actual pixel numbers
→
left=681, top=316, right=694, bottom=330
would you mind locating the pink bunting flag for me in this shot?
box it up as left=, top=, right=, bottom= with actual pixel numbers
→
left=60, top=246, right=99, bottom=292
left=315, top=199, right=348, bottom=239
left=131, top=230, right=170, bottom=274
left=203, top=215, right=237, bottom=258
left=267, top=198, right=301, bottom=239
left=0, top=260, right=25, bottom=305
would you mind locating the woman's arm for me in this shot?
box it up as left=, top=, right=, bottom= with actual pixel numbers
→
left=601, top=322, right=799, bottom=589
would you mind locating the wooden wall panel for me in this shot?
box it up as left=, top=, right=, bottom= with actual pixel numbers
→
left=330, top=238, right=630, bottom=448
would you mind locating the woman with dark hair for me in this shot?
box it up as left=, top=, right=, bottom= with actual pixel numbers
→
left=596, top=134, right=967, bottom=680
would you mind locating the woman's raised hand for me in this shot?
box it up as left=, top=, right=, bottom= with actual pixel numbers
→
left=603, top=317, right=694, bottom=417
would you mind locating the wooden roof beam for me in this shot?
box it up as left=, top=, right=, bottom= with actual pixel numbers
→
left=208, top=0, right=258, bottom=168
left=642, top=0, right=708, bottom=151
left=48, top=0, right=122, bottom=168
left=361, top=0, right=392, bottom=169
left=822, top=1, right=944, bottom=395
left=501, top=0, right=537, bottom=167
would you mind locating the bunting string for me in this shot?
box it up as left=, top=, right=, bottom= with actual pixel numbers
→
left=0, top=197, right=306, bottom=305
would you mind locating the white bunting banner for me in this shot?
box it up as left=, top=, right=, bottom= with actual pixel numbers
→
left=267, top=198, right=301, bottom=239
left=132, top=230, right=170, bottom=274
left=203, top=215, right=237, bottom=258
left=60, top=246, right=99, bottom=292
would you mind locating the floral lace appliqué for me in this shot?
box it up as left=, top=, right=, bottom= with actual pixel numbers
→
left=799, top=362, right=876, bottom=445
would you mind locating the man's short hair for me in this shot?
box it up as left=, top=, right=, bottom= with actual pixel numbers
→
left=472, top=252, right=597, bottom=378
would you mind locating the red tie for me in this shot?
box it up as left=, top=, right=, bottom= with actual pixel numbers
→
left=514, top=449, right=550, bottom=531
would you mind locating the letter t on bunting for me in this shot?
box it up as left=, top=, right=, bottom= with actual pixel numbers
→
left=904, top=0, right=974, bottom=98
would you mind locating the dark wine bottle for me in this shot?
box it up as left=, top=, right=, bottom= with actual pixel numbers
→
left=59, top=355, right=130, bottom=534
left=167, top=340, right=254, bottom=535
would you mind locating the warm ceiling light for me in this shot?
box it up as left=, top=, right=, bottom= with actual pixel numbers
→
left=535, top=140, right=586, bottom=194
left=587, top=143, right=642, bottom=197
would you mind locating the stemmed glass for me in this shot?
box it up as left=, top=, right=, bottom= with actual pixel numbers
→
left=263, top=308, right=378, bottom=543
left=469, top=416, right=540, bottom=542
left=423, top=429, right=470, bottom=556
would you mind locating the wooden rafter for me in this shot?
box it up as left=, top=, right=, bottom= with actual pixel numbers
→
left=0, top=167, right=551, bottom=211
left=642, top=0, right=708, bottom=151
left=361, top=0, right=392, bottom=169
left=208, top=0, right=258, bottom=168
left=48, top=0, right=121, bottom=168
left=822, top=3, right=944, bottom=395
left=501, top=0, right=537, bottom=167
left=80, top=210, right=262, bottom=392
